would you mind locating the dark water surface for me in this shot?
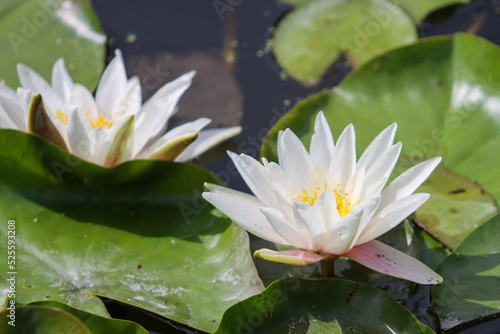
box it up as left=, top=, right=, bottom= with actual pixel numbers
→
left=91, top=1, right=500, bottom=333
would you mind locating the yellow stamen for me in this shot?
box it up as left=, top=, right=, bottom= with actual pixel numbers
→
left=299, top=185, right=359, bottom=218
left=55, top=108, right=68, bottom=125
left=86, top=111, right=113, bottom=129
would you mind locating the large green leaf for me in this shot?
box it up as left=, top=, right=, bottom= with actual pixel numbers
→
left=0, top=302, right=148, bottom=334
left=431, top=214, right=500, bottom=330
left=262, top=34, right=500, bottom=249
left=214, top=278, right=435, bottom=333
left=0, top=0, right=105, bottom=89
left=0, top=129, right=264, bottom=333
left=273, top=0, right=416, bottom=86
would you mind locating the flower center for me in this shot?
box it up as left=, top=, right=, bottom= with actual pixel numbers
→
left=54, top=109, right=114, bottom=129
left=55, top=108, right=68, bottom=125
left=299, top=186, right=359, bottom=218
left=86, top=111, right=113, bottom=129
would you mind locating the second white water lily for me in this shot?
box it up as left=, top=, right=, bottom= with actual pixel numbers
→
left=203, top=112, right=443, bottom=285
left=0, top=50, right=241, bottom=167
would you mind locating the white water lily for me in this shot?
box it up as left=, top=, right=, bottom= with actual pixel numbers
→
left=0, top=50, right=241, bottom=167
left=203, top=112, right=443, bottom=285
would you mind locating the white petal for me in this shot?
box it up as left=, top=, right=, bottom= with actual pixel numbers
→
left=344, top=165, right=365, bottom=202
left=174, top=126, right=241, bottom=162
left=112, top=76, right=142, bottom=120
left=202, top=183, right=288, bottom=245
left=260, top=207, right=311, bottom=249
left=357, top=193, right=430, bottom=244
left=0, top=94, right=25, bottom=130
left=313, top=190, right=340, bottom=232
left=324, top=207, right=362, bottom=255
left=17, top=64, right=64, bottom=112
left=273, top=182, right=293, bottom=221
left=227, top=152, right=278, bottom=208
left=254, top=248, right=324, bottom=266
left=291, top=202, right=327, bottom=249
left=94, top=115, right=135, bottom=167
left=329, top=124, right=356, bottom=189
left=278, top=129, right=312, bottom=193
left=361, top=142, right=402, bottom=198
left=344, top=240, right=443, bottom=285
left=51, top=58, right=73, bottom=104
left=67, top=109, right=95, bottom=160
left=310, top=111, right=334, bottom=170
left=68, top=84, right=98, bottom=119
left=95, top=50, right=128, bottom=116
left=263, top=159, right=290, bottom=191
left=357, top=123, right=397, bottom=170
left=324, top=194, right=380, bottom=254
left=308, top=164, right=329, bottom=194
left=133, top=71, right=195, bottom=156
left=379, top=157, right=441, bottom=211
left=137, top=118, right=210, bottom=159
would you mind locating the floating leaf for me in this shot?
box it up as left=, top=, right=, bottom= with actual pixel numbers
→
left=0, top=129, right=263, bottom=333
left=262, top=34, right=500, bottom=249
left=214, top=278, right=435, bottom=333
left=0, top=0, right=106, bottom=89
left=431, top=214, right=500, bottom=330
left=26, top=301, right=149, bottom=334
left=273, top=0, right=416, bottom=85
left=0, top=305, right=92, bottom=334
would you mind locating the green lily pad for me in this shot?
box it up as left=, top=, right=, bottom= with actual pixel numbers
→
left=273, top=0, right=416, bottom=86
left=0, top=305, right=91, bottom=334
left=395, top=0, right=471, bottom=21
left=431, top=214, right=500, bottom=330
left=0, top=0, right=105, bottom=89
left=214, top=278, right=435, bottom=333
left=262, top=34, right=500, bottom=250
left=0, top=302, right=148, bottom=334
left=30, top=301, right=148, bottom=333
left=283, top=0, right=469, bottom=20
left=0, top=129, right=263, bottom=333
left=412, top=163, right=497, bottom=250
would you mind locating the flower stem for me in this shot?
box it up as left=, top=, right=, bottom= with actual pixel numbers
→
left=321, top=259, right=336, bottom=279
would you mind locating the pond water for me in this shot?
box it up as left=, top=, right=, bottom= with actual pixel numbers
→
left=90, top=1, right=500, bottom=333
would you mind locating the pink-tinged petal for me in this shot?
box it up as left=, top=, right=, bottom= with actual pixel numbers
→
left=357, top=193, right=429, bottom=245
left=379, top=157, right=441, bottom=212
left=174, top=126, right=241, bottom=162
left=357, top=123, right=397, bottom=170
left=310, top=111, right=334, bottom=170
left=254, top=248, right=325, bottom=266
left=202, top=183, right=288, bottom=245
left=278, top=129, right=312, bottom=193
left=329, top=124, right=356, bottom=189
left=260, top=207, right=312, bottom=249
left=344, top=240, right=443, bottom=285
left=228, top=152, right=278, bottom=208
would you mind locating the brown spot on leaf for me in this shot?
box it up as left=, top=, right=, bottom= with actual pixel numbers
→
left=448, top=188, right=466, bottom=194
